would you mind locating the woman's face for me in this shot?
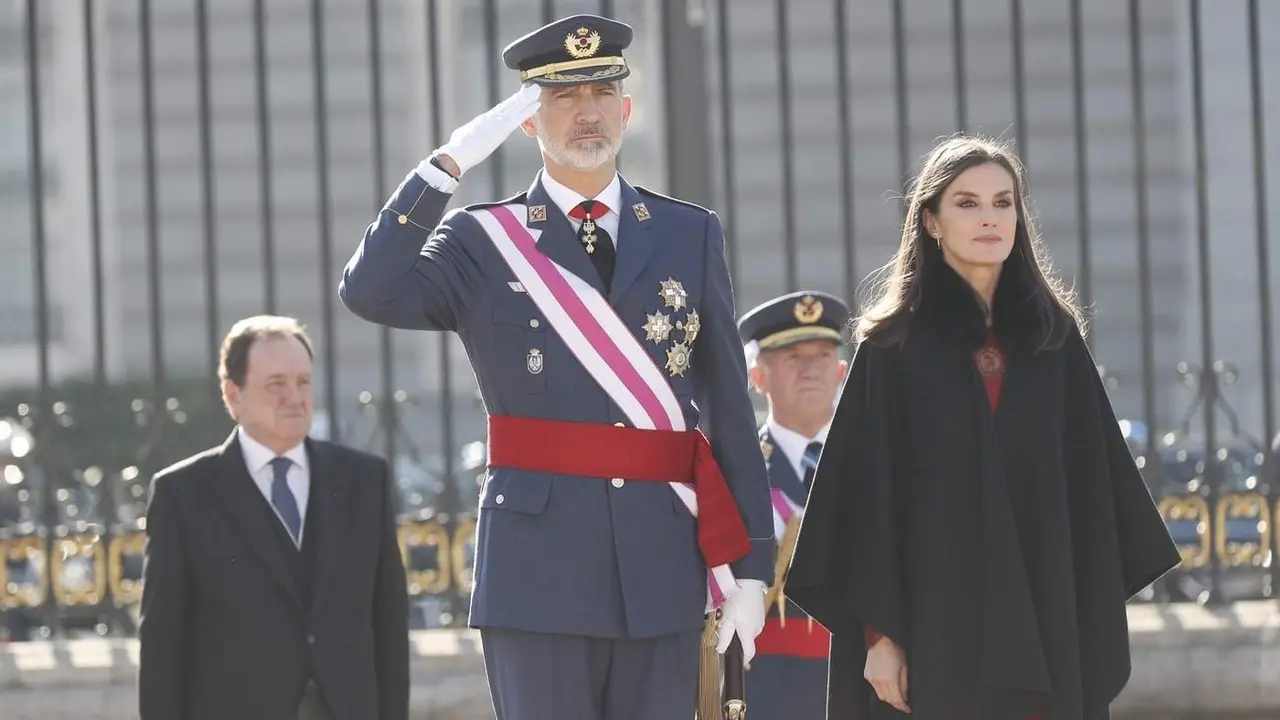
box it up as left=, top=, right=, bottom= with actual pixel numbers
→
left=923, top=162, right=1018, bottom=271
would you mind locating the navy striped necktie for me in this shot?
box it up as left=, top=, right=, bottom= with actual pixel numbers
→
left=269, top=456, right=302, bottom=545
left=802, top=441, right=823, bottom=489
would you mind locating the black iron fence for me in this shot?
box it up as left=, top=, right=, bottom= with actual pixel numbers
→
left=1, top=0, right=1277, bottom=639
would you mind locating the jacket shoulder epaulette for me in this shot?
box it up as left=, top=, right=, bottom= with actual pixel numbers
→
left=632, top=185, right=712, bottom=215
left=462, top=191, right=528, bottom=213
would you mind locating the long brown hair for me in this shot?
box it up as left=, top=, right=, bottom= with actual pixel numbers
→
left=854, top=134, right=1084, bottom=351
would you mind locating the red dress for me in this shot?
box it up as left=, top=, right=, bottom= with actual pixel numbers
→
left=862, top=327, right=1043, bottom=719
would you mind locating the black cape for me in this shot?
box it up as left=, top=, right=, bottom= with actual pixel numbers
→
left=784, top=264, right=1181, bottom=720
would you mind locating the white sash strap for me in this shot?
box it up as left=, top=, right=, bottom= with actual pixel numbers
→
left=472, top=203, right=739, bottom=610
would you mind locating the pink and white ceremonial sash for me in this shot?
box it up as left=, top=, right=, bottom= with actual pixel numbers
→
left=471, top=203, right=740, bottom=611
left=770, top=488, right=802, bottom=540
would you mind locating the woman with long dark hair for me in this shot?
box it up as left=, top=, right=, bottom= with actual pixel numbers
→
left=784, top=135, right=1179, bottom=719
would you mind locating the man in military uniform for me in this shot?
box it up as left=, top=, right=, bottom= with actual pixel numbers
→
left=736, top=290, right=850, bottom=720
left=339, top=14, right=773, bottom=720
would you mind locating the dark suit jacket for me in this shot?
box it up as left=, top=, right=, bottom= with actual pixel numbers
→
left=138, top=430, right=409, bottom=720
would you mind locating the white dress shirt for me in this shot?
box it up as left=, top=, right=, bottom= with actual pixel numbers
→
left=766, top=416, right=831, bottom=482
left=238, top=429, right=311, bottom=546
left=539, top=170, right=622, bottom=247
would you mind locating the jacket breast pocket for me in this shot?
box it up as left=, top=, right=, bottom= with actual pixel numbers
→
left=492, top=298, right=547, bottom=393
left=480, top=468, right=553, bottom=515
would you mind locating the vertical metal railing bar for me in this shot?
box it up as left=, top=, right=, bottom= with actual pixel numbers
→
left=1068, top=0, right=1093, bottom=339
left=194, top=0, right=220, bottom=378
left=542, top=0, right=555, bottom=25
left=310, top=0, right=340, bottom=442
left=952, top=0, right=967, bottom=131
left=1188, top=0, right=1215, bottom=456
left=367, top=0, right=397, bottom=466
left=81, top=0, right=120, bottom=626
left=834, top=0, right=856, bottom=303
left=424, top=0, right=461, bottom=623
left=139, top=0, right=166, bottom=400
left=483, top=0, right=503, bottom=194
left=1128, top=0, right=1158, bottom=472
left=714, top=0, right=740, bottom=289
left=891, top=0, right=909, bottom=218
left=1188, top=0, right=1223, bottom=604
left=1010, top=0, right=1027, bottom=162
left=774, top=0, right=797, bottom=292
left=23, top=0, right=59, bottom=636
left=600, top=0, right=619, bottom=170
left=1245, top=0, right=1274, bottom=460
left=252, top=0, right=277, bottom=314
left=81, top=0, right=107, bottom=386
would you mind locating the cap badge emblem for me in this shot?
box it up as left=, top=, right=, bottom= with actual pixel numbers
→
left=794, top=295, right=824, bottom=324
left=564, top=27, right=602, bottom=59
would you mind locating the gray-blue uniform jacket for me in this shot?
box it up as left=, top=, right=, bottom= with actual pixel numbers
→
left=338, top=167, right=775, bottom=640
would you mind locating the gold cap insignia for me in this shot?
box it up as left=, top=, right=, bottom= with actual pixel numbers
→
left=794, top=295, right=824, bottom=324
left=632, top=202, right=650, bottom=221
left=564, top=27, right=602, bottom=59
left=528, top=205, right=547, bottom=223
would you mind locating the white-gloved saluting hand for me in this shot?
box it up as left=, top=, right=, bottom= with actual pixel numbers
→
left=435, top=83, right=542, bottom=177
left=715, top=579, right=768, bottom=665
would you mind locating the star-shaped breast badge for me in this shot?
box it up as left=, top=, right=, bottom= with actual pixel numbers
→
left=659, top=278, right=687, bottom=311
left=644, top=312, right=673, bottom=343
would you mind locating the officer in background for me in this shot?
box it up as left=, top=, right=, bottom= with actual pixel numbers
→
left=339, top=13, right=773, bottom=720
left=737, top=290, right=850, bottom=720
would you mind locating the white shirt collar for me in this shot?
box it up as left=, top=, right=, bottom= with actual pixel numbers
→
left=237, top=427, right=308, bottom=473
left=766, top=415, right=831, bottom=466
left=540, top=170, right=622, bottom=223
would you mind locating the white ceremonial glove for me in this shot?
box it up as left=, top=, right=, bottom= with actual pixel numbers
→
left=715, top=579, right=768, bottom=665
left=435, top=83, right=542, bottom=177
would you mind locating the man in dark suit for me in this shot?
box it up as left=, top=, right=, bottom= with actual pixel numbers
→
left=138, top=315, right=409, bottom=720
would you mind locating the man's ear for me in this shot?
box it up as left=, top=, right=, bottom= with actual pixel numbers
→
left=837, top=359, right=849, bottom=383
left=520, top=115, right=538, bottom=138
left=748, top=363, right=767, bottom=396
left=621, top=94, right=633, bottom=131
left=221, top=379, right=240, bottom=419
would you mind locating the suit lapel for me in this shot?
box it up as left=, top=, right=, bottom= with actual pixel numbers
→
left=208, top=430, right=302, bottom=610
left=305, top=439, right=348, bottom=618
left=608, top=178, right=655, bottom=303
left=762, top=429, right=808, bottom=507
left=525, top=171, right=607, bottom=296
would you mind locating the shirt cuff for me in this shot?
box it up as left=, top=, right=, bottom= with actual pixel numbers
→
left=413, top=155, right=460, bottom=194
left=864, top=625, right=884, bottom=648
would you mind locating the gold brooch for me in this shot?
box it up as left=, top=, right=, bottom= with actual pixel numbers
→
left=632, top=202, right=650, bottom=221
left=659, top=278, right=687, bottom=311
left=643, top=312, right=673, bottom=343
left=682, top=310, right=700, bottom=345
left=761, top=440, right=773, bottom=461
left=527, top=205, right=547, bottom=223
left=564, top=27, right=602, bottom=59
left=975, top=345, right=1003, bottom=377
left=666, top=342, right=692, bottom=377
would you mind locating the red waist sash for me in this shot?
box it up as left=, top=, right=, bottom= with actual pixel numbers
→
left=755, top=616, right=830, bottom=659
left=486, top=414, right=752, bottom=567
